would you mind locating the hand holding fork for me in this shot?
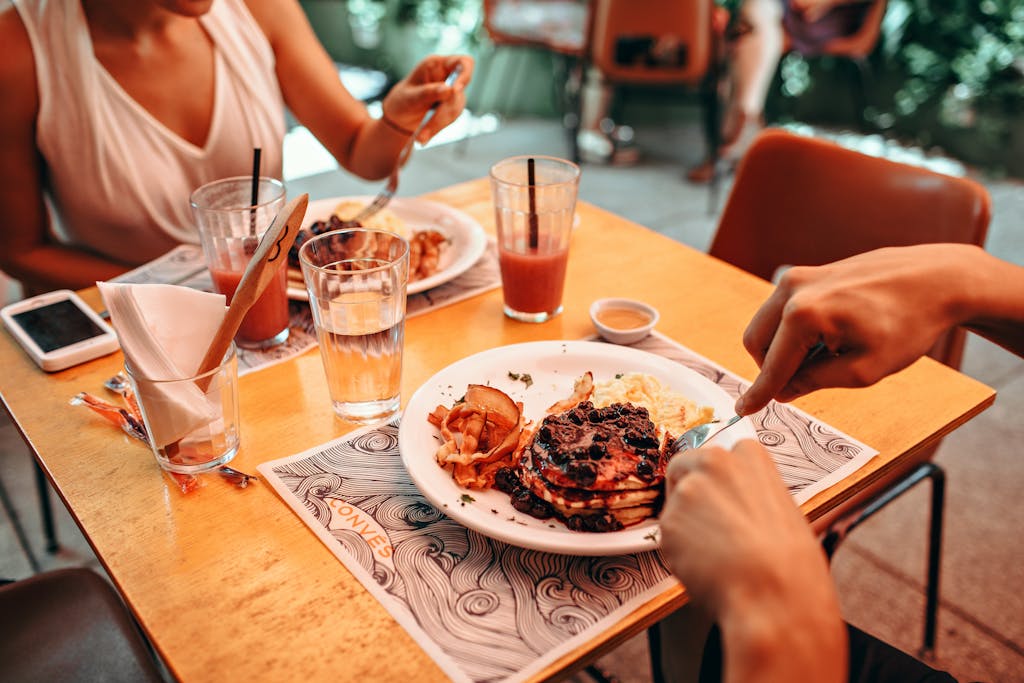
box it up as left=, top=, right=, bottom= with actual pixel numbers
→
left=672, top=342, right=832, bottom=454
left=345, top=63, right=465, bottom=226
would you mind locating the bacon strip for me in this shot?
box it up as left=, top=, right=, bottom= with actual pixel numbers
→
left=430, top=385, right=526, bottom=489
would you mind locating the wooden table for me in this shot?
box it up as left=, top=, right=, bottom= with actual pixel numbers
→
left=0, top=178, right=995, bottom=682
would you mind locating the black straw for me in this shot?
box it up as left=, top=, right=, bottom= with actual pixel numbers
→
left=527, top=157, right=538, bottom=249
left=249, top=147, right=261, bottom=236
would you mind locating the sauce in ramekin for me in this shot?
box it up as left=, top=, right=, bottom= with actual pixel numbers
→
left=594, top=307, right=653, bottom=331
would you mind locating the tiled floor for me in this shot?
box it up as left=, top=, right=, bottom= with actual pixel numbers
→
left=2, top=115, right=1023, bottom=682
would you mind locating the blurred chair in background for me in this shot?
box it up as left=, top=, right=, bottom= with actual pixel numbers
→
left=0, top=473, right=41, bottom=572
left=578, top=0, right=729, bottom=169
left=474, top=0, right=729, bottom=185
left=707, top=128, right=991, bottom=658
left=0, top=458, right=60, bottom=574
left=583, top=0, right=729, bottom=199
left=0, top=568, right=164, bottom=682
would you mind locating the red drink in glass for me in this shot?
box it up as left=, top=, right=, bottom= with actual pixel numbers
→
left=498, top=248, right=569, bottom=317
left=490, top=155, right=580, bottom=323
left=209, top=265, right=290, bottom=348
left=191, top=176, right=290, bottom=349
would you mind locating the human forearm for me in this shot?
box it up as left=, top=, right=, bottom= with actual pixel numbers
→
left=735, top=243, right=1024, bottom=416
left=661, top=442, right=848, bottom=682
left=247, top=0, right=399, bottom=178
left=957, top=247, right=1024, bottom=358
left=343, top=115, right=416, bottom=180
left=718, top=576, right=847, bottom=683
left=344, top=54, right=470, bottom=179
left=2, top=244, right=129, bottom=295
left=254, top=0, right=469, bottom=181
left=336, top=55, right=469, bottom=179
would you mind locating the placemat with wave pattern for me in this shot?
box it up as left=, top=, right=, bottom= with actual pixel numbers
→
left=258, top=332, right=877, bottom=683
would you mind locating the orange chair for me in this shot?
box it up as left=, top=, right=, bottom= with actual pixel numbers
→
left=587, top=0, right=721, bottom=85
left=708, top=129, right=991, bottom=657
left=584, top=0, right=730, bottom=198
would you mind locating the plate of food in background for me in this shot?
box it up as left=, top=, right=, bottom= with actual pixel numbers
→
left=287, top=196, right=488, bottom=300
left=398, top=340, right=757, bottom=556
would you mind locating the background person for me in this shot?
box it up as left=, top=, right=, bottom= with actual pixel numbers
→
left=688, top=0, right=873, bottom=183
left=0, top=0, right=473, bottom=295
left=576, top=65, right=640, bottom=166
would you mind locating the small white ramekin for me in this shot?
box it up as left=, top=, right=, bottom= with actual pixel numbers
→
left=589, top=298, right=659, bottom=345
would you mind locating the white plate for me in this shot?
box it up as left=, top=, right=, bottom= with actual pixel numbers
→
left=289, top=196, right=488, bottom=299
left=398, top=341, right=756, bottom=556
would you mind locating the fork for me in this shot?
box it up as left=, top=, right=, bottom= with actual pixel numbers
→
left=346, top=64, right=464, bottom=226
left=672, top=340, right=833, bottom=454
left=672, top=414, right=743, bottom=453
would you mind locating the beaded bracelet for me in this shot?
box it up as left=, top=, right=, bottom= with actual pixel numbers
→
left=380, top=112, right=415, bottom=137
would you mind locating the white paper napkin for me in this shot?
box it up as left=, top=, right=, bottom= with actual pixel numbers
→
left=97, top=282, right=228, bottom=448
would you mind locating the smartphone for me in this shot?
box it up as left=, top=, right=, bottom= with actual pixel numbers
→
left=2, top=289, right=120, bottom=372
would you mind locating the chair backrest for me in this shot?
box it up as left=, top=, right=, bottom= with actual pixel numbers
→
left=587, top=0, right=714, bottom=85
left=482, top=0, right=590, bottom=55
left=709, top=129, right=991, bottom=369
left=0, top=568, right=163, bottom=682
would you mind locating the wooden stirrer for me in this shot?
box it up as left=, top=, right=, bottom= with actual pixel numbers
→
left=195, top=193, right=309, bottom=388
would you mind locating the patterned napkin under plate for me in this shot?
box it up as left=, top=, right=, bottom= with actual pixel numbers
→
left=257, top=331, right=878, bottom=683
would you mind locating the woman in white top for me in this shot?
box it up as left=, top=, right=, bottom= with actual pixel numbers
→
left=0, top=0, right=473, bottom=294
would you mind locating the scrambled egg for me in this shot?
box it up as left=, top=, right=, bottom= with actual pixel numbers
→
left=333, top=200, right=411, bottom=240
left=591, top=372, right=714, bottom=436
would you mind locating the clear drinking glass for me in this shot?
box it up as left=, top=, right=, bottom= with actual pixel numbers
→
left=299, top=229, right=410, bottom=424
left=191, top=176, right=290, bottom=349
left=490, top=155, right=581, bottom=323
left=127, top=345, right=240, bottom=474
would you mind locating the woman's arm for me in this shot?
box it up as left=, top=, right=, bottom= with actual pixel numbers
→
left=0, top=4, right=129, bottom=295
left=244, top=0, right=471, bottom=180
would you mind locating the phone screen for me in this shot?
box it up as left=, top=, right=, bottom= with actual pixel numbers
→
left=12, top=300, right=107, bottom=352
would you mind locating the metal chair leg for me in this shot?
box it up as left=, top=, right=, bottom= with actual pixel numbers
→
left=920, top=464, right=944, bottom=660
left=822, top=462, right=945, bottom=657
left=0, top=474, right=41, bottom=573
left=647, top=624, right=666, bottom=683
left=702, top=42, right=725, bottom=215
left=34, top=461, right=59, bottom=554
left=703, top=76, right=723, bottom=215
left=562, top=56, right=584, bottom=164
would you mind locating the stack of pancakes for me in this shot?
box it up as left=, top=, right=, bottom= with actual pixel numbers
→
left=517, top=400, right=670, bottom=532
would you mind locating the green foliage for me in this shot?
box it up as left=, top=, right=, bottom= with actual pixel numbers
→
left=348, top=0, right=481, bottom=42
left=744, top=0, right=1023, bottom=165
left=392, top=0, right=469, bottom=25
left=881, top=0, right=1024, bottom=121
left=343, top=0, right=482, bottom=76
